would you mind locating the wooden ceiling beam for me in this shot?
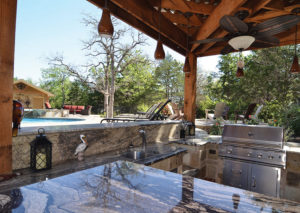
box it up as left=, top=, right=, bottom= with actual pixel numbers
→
left=195, top=0, right=275, bottom=56
left=246, top=4, right=300, bottom=23
left=162, top=12, right=203, bottom=27
left=88, top=0, right=186, bottom=55
left=108, top=0, right=188, bottom=51
left=191, top=0, right=247, bottom=52
left=150, top=0, right=213, bottom=15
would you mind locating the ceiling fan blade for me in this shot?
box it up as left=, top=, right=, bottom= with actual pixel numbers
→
left=220, top=15, right=248, bottom=33
left=255, top=36, right=280, bottom=46
left=191, top=37, right=227, bottom=44
left=255, top=15, right=300, bottom=36
left=220, top=45, right=234, bottom=55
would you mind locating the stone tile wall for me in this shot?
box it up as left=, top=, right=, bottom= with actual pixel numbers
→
left=13, top=123, right=180, bottom=170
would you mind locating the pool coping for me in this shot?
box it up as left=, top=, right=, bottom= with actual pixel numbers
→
left=17, top=120, right=182, bottom=136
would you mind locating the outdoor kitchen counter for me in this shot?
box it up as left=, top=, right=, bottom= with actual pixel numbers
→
left=1, top=160, right=299, bottom=212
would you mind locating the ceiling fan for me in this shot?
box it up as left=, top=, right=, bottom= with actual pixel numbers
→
left=192, top=11, right=300, bottom=55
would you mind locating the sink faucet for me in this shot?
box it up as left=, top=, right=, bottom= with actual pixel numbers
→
left=139, top=129, right=147, bottom=151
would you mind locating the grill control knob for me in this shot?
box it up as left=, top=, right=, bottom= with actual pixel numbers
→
left=268, top=155, right=274, bottom=160
left=247, top=153, right=252, bottom=157
left=257, top=154, right=262, bottom=159
left=227, top=150, right=232, bottom=154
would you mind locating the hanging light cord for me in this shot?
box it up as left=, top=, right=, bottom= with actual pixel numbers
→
left=295, top=12, right=298, bottom=55
left=158, top=0, right=162, bottom=41
left=105, top=0, right=108, bottom=9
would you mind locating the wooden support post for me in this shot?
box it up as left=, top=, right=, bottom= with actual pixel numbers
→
left=184, top=53, right=197, bottom=123
left=0, top=0, right=17, bottom=175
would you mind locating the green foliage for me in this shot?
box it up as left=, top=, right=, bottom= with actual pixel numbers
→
left=40, top=67, right=104, bottom=113
left=115, top=53, right=160, bottom=113
left=209, top=119, right=223, bottom=135
left=40, top=67, right=71, bottom=108
left=202, top=46, right=300, bottom=137
left=154, top=54, right=184, bottom=103
left=196, top=95, right=215, bottom=118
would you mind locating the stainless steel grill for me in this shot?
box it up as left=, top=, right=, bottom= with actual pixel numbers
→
left=219, top=124, right=286, bottom=197
left=219, top=124, right=285, bottom=167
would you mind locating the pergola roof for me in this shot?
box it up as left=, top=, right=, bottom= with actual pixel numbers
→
left=89, top=0, right=300, bottom=57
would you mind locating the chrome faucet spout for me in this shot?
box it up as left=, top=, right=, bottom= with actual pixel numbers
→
left=139, top=129, right=147, bottom=151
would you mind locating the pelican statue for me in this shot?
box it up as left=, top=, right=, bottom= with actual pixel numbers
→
left=74, top=135, right=88, bottom=160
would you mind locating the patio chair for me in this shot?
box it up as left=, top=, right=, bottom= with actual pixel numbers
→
left=101, top=99, right=171, bottom=123
left=163, top=102, right=183, bottom=120
left=81, top=105, right=93, bottom=115
left=205, top=102, right=227, bottom=120
left=235, top=103, right=257, bottom=123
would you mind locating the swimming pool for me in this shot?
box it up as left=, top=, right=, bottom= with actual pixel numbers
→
left=22, top=118, right=85, bottom=124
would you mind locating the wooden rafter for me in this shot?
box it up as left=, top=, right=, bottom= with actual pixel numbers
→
left=246, top=4, right=300, bottom=22
left=191, top=0, right=247, bottom=52
left=107, top=0, right=188, bottom=51
left=195, top=0, right=275, bottom=56
left=150, top=0, right=214, bottom=15
left=161, top=12, right=203, bottom=27
left=88, top=0, right=186, bottom=55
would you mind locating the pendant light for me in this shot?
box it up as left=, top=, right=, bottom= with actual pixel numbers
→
left=290, top=8, right=300, bottom=74
left=183, top=13, right=192, bottom=73
left=154, top=0, right=165, bottom=60
left=236, top=50, right=244, bottom=78
left=98, top=0, right=114, bottom=38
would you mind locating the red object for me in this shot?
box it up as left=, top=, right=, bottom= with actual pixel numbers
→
left=12, top=100, right=24, bottom=137
left=63, top=105, right=85, bottom=114
left=45, top=101, right=52, bottom=109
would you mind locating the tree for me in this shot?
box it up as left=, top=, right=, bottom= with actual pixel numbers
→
left=40, top=67, right=71, bottom=108
left=154, top=54, right=184, bottom=103
left=204, top=45, right=300, bottom=119
left=115, top=52, right=159, bottom=113
left=50, top=16, right=147, bottom=118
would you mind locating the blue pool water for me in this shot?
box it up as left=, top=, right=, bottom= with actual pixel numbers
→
left=22, top=118, right=84, bottom=123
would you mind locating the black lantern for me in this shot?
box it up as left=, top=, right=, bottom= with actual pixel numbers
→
left=30, top=128, right=52, bottom=171
left=187, top=122, right=195, bottom=136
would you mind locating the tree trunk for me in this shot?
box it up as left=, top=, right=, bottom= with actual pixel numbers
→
left=104, top=93, right=109, bottom=118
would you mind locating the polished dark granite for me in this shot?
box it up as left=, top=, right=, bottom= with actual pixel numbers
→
left=1, top=161, right=299, bottom=213
left=0, top=143, right=186, bottom=192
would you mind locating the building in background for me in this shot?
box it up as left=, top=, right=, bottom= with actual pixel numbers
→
left=13, top=79, right=54, bottom=109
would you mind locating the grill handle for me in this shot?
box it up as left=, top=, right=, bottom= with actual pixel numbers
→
left=252, top=176, right=256, bottom=188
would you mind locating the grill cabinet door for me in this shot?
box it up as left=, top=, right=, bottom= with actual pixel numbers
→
left=250, top=164, right=280, bottom=197
left=223, top=159, right=249, bottom=190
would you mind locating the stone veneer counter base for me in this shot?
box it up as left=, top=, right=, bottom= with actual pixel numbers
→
left=1, top=160, right=299, bottom=212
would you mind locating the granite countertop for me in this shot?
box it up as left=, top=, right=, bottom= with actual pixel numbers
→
left=0, top=143, right=186, bottom=192
left=1, top=160, right=299, bottom=213
left=172, top=128, right=222, bottom=146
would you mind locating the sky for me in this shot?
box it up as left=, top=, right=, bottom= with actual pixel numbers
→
left=14, top=0, right=220, bottom=83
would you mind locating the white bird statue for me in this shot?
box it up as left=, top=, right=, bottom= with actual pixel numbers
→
left=74, top=135, right=88, bottom=160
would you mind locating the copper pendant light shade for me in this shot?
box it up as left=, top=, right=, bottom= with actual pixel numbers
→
left=183, top=55, right=191, bottom=73
left=154, top=40, right=165, bottom=60
left=290, top=8, right=300, bottom=74
left=154, top=0, right=165, bottom=60
left=290, top=55, right=300, bottom=74
left=98, top=8, right=114, bottom=38
left=236, top=67, right=244, bottom=77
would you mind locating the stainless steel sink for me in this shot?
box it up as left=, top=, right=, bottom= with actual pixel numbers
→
left=124, top=149, right=160, bottom=160
left=123, top=145, right=178, bottom=160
